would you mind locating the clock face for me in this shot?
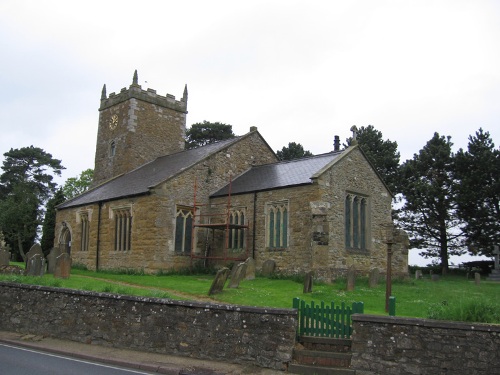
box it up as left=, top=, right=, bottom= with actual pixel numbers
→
left=109, top=114, right=118, bottom=130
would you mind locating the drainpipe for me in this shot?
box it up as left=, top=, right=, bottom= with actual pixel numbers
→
left=252, top=192, right=257, bottom=259
left=96, top=201, right=102, bottom=271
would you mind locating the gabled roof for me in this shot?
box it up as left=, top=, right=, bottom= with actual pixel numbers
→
left=211, top=151, right=343, bottom=197
left=58, top=136, right=245, bottom=209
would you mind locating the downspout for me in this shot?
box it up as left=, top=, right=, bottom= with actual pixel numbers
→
left=96, top=201, right=102, bottom=271
left=252, top=192, right=257, bottom=259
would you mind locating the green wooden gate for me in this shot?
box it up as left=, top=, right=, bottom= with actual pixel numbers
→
left=292, top=298, right=364, bottom=338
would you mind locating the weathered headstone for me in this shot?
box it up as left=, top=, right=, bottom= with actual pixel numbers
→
left=261, top=259, right=276, bottom=277
left=431, top=274, right=440, bottom=282
left=415, top=270, right=423, bottom=280
left=474, top=272, right=481, bottom=285
left=228, top=262, right=247, bottom=288
left=54, top=253, right=72, bottom=279
left=368, top=268, right=380, bottom=288
left=244, top=257, right=256, bottom=280
left=208, top=267, right=230, bottom=295
left=0, top=250, right=10, bottom=266
left=25, top=254, right=46, bottom=276
left=303, top=271, right=314, bottom=293
left=347, top=266, right=356, bottom=291
left=26, top=243, right=44, bottom=260
left=46, top=247, right=62, bottom=274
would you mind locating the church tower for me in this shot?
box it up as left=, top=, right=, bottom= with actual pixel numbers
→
left=93, top=71, right=188, bottom=186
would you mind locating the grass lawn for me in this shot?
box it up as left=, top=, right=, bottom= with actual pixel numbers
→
left=1, top=263, right=499, bottom=323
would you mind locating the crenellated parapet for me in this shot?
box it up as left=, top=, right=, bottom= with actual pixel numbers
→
left=99, top=70, right=188, bottom=113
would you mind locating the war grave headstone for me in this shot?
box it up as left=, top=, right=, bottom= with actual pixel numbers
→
left=369, top=268, right=380, bottom=288
left=261, top=259, right=276, bottom=277
left=303, top=271, right=314, bottom=293
left=244, top=257, right=256, bottom=280
left=46, top=247, right=62, bottom=274
left=347, top=266, right=356, bottom=291
left=54, top=253, right=71, bottom=279
left=208, top=267, right=230, bottom=295
left=228, top=262, right=247, bottom=288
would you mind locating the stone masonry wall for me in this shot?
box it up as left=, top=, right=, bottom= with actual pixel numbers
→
left=0, top=282, right=296, bottom=370
left=351, top=314, right=500, bottom=375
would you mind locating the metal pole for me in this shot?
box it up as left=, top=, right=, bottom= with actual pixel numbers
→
left=385, top=241, right=393, bottom=312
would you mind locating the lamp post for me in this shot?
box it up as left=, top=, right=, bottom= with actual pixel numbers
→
left=383, top=224, right=395, bottom=313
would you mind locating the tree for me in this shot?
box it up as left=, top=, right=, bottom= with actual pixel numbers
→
left=40, top=188, right=66, bottom=255
left=185, top=121, right=236, bottom=149
left=0, top=146, right=64, bottom=260
left=346, top=125, right=401, bottom=194
left=276, top=142, right=313, bottom=161
left=63, top=168, right=93, bottom=199
left=454, top=129, right=500, bottom=256
left=398, top=133, right=465, bottom=274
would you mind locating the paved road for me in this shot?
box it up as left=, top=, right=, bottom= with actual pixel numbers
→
left=0, top=343, right=155, bottom=375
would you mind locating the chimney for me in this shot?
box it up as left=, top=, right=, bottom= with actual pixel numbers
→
left=333, top=135, right=340, bottom=151
left=250, top=126, right=258, bottom=132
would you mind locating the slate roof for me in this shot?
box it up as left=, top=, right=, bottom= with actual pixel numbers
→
left=58, top=137, right=244, bottom=209
left=211, top=151, right=343, bottom=197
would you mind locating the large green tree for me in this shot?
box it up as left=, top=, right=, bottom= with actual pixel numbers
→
left=398, top=133, right=465, bottom=273
left=276, top=142, right=313, bottom=161
left=63, top=168, right=93, bottom=199
left=185, top=121, right=236, bottom=149
left=346, top=125, right=401, bottom=194
left=0, top=146, right=64, bottom=260
left=40, top=188, right=66, bottom=255
left=454, top=129, right=500, bottom=256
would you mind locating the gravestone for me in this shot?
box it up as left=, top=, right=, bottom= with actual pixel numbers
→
left=303, top=271, right=314, bottom=293
left=26, top=243, right=44, bottom=260
left=415, top=270, right=423, bottom=279
left=0, top=250, right=10, bottom=266
left=244, top=257, right=256, bottom=280
left=208, top=267, right=230, bottom=295
left=431, top=274, right=440, bottom=282
left=54, top=253, right=71, bottom=279
left=368, top=268, right=380, bottom=288
left=228, top=262, right=247, bottom=288
left=347, top=266, right=356, bottom=291
left=46, top=247, right=62, bottom=274
left=475, top=272, right=481, bottom=285
left=261, top=259, right=276, bottom=277
left=26, top=254, right=46, bottom=276
left=487, top=245, right=500, bottom=281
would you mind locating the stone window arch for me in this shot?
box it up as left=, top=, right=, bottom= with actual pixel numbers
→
left=345, top=193, right=369, bottom=250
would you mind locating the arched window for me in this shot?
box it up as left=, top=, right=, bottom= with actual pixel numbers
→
left=109, top=141, right=116, bottom=157
left=267, top=201, right=289, bottom=249
left=175, top=207, right=193, bottom=254
left=345, top=194, right=368, bottom=250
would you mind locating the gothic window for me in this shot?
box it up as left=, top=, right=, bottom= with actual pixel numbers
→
left=175, top=207, right=193, bottom=254
left=345, top=194, right=368, bottom=250
left=114, top=208, right=132, bottom=251
left=228, top=209, right=246, bottom=250
left=80, top=212, right=89, bottom=251
left=267, top=201, right=289, bottom=249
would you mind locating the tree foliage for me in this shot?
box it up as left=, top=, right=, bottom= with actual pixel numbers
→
left=40, top=188, right=66, bottom=255
left=63, top=168, right=93, bottom=199
left=0, top=146, right=64, bottom=260
left=398, top=133, right=465, bottom=273
left=185, top=121, right=236, bottom=149
left=454, top=129, right=500, bottom=256
left=346, top=125, right=401, bottom=194
left=276, top=142, right=313, bottom=161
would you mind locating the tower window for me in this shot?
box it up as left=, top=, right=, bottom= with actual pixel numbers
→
left=109, top=141, right=116, bottom=157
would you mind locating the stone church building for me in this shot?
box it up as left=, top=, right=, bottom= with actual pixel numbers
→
left=55, top=72, right=408, bottom=280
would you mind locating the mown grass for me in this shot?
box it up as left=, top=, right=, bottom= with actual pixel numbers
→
left=1, top=263, right=499, bottom=323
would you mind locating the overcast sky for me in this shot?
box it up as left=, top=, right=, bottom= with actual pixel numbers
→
left=1, top=1, right=499, bottom=265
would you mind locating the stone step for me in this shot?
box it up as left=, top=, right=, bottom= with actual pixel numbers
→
left=300, top=336, right=352, bottom=353
left=293, top=349, right=352, bottom=368
left=288, top=363, right=356, bottom=375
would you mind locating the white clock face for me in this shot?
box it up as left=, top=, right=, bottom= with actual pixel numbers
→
left=109, top=114, right=118, bottom=130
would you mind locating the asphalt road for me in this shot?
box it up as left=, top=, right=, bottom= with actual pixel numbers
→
left=0, top=343, right=155, bottom=375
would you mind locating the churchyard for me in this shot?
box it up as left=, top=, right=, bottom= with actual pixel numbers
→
left=1, top=261, right=499, bottom=323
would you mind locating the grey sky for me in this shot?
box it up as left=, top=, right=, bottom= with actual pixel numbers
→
left=1, top=0, right=499, bottom=265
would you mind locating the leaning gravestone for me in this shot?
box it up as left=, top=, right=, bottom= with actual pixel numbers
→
left=303, top=271, right=314, bottom=293
left=228, top=262, right=247, bottom=288
left=0, top=249, right=10, bottom=267
left=261, top=259, right=276, bottom=277
left=369, top=268, right=380, bottom=288
left=46, top=247, right=62, bottom=274
left=26, top=254, right=46, bottom=276
left=244, top=257, right=256, bottom=280
left=208, top=267, right=230, bottom=295
left=347, top=266, right=356, bottom=291
left=54, top=253, right=71, bottom=279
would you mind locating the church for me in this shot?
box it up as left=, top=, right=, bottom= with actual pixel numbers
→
left=55, top=71, right=408, bottom=280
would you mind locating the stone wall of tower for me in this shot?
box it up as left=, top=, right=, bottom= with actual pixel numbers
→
left=93, top=75, right=187, bottom=187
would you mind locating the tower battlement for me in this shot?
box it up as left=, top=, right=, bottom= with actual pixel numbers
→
left=99, top=70, right=188, bottom=113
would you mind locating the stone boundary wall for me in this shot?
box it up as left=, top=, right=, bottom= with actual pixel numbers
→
left=351, top=314, right=500, bottom=375
left=0, top=282, right=296, bottom=370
